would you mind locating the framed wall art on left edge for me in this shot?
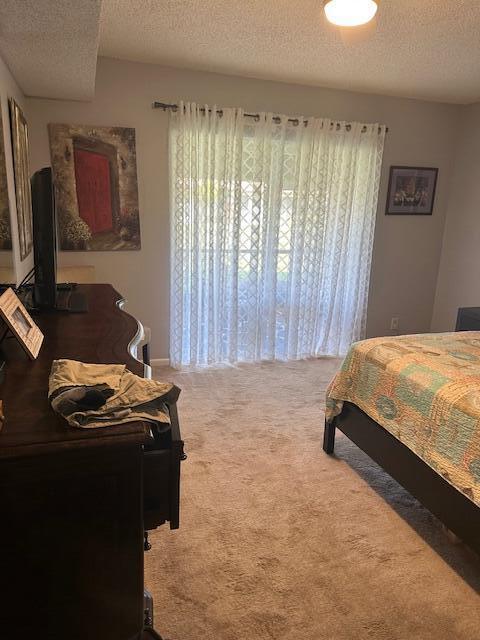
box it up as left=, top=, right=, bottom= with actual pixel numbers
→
left=9, top=98, right=33, bottom=261
left=0, top=287, right=43, bottom=360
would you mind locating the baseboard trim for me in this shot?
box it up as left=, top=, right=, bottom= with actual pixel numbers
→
left=150, top=358, right=171, bottom=367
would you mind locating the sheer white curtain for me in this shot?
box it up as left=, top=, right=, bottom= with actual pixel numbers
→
left=169, top=102, right=385, bottom=368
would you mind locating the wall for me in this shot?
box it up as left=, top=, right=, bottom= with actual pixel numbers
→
left=431, top=102, right=480, bottom=331
left=27, top=57, right=459, bottom=359
left=0, top=53, right=32, bottom=285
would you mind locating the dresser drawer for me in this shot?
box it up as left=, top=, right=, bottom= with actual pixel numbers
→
left=143, top=402, right=185, bottom=531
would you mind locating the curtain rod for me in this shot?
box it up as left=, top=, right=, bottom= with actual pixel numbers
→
left=152, top=101, right=388, bottom=133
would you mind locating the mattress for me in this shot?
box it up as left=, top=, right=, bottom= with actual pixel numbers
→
left=326, top=332, right=480, bottom=507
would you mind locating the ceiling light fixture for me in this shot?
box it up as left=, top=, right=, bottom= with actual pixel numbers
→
left=323, top=0, right=378, bottom=27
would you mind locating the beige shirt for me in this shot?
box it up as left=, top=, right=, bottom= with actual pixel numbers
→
left=49, top=359, right=178, bottom=429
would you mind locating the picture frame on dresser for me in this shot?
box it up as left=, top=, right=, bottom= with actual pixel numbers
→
left=0, top=287, right=43, bottom=359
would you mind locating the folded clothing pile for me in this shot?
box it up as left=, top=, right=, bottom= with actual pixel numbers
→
left=49, top=359, right=179, bottom=429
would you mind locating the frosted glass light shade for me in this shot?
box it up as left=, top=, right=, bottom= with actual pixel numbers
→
left=324, top=0, right=378, bottom=27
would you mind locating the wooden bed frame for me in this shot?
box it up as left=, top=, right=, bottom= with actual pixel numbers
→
left=323, top=401, right=480, bottom=556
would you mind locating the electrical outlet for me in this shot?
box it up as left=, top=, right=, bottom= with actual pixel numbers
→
left=390, top=316, right=399, bottom=332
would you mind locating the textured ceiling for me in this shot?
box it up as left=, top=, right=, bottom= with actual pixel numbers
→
left=0, top=0, right=102, bottom=100
left=99, top=0, right=480, bottom=104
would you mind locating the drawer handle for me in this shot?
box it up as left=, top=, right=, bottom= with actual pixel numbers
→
left=180, top=452, right=187, bottom=461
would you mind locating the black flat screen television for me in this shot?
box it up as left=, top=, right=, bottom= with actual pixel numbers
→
left=30, top=167, right=87, bottom=313
left=31, top=167, right=57, bottom=309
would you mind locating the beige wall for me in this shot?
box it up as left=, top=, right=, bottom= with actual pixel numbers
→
left=0, top=54, right=32, bottom=285
left=431, top=102, right=480, bottom=331
left=27, top=57, right=459, bottom=359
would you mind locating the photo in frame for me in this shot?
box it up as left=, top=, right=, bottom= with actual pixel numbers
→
left=9, top=98, right=33, bottom=259
left=386, top=166, right=438, bottom=215
left=0, top=288, right=43, bottom=359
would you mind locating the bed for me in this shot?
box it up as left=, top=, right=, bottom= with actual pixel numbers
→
left=323, top=331, right=480, bottom=555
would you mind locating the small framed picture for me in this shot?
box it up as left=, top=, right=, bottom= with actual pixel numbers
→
left=386, top=166, right=438, bottom=215
left=0, top=288, right=43, bottom=359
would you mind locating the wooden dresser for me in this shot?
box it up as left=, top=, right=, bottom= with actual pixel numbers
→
left=0, top=285, right=183, bottom=640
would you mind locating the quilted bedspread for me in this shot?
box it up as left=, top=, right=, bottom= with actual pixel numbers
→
left=326, top=332, right=480, bottom=507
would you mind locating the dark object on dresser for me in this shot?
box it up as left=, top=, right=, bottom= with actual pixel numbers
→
left=31, top=167, right=88, bottom=313
left=0, top=284, right=184, bottom=639
left=31, top=167, right=57, bottom=309
left=456, top=307, right=480, bottom=331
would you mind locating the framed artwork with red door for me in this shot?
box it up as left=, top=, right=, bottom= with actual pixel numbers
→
left=48, top=124, right=141, bottom=251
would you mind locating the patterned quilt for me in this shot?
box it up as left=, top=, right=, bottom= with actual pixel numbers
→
left=326, top=332, right=480, bottom=507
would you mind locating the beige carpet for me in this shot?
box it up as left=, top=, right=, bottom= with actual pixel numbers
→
left=147, top=359, right=480, bottom=640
